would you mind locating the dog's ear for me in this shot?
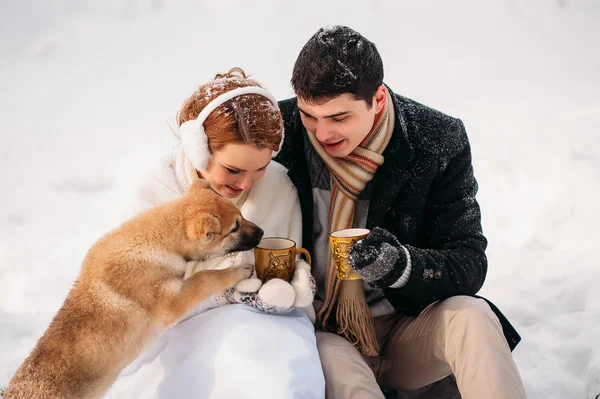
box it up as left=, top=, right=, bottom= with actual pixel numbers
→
left=187, top=179, right=212, bottom=195
left=186, top=213, right=222, bottom=241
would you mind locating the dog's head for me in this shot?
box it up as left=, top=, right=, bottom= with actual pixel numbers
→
left=180, top=180, right=264, bottom=261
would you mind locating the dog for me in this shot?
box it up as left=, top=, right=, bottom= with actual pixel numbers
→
left=4, top=180, right=263, bottom=399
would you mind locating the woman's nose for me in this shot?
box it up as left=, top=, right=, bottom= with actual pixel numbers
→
left=237, top=176, right=252, bottom=191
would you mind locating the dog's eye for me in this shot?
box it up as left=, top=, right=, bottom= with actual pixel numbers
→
left=230, top=220, right=241, bottom=234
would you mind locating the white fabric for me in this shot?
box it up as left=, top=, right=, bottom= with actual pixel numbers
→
left=179, top=118, right=211, bottom=172
left=111, top=151, right=324, bottom=399
left=106, top=305, right=325, bottom=399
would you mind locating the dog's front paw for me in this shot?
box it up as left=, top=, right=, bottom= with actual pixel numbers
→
left=231, top=263, right=255, bottom=282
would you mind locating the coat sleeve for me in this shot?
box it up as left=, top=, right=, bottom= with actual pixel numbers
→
left=385, top=120, right=488, bottom=303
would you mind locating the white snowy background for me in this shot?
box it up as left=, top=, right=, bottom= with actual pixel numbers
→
left=1, top=0, right=598, bottom=398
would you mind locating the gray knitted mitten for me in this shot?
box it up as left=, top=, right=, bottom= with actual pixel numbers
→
left=348, top=227, right=408, bottom=289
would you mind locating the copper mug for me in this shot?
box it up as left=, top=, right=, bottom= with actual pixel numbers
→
left=329, top=228, right=370, bottom=280
left=254, top=237, right=312, bottom=283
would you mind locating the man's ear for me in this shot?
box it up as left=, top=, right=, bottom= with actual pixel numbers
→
left=186, top=213, right=222, bottom=241
left=373, top=85, right=386, bottom=114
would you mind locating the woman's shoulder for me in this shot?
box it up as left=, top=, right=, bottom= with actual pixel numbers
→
left=264, top=159, right=290, bottom=179
left=255, top=160, right=296, bottom=196
left=122, top=151, right=182, bottom=219
left=138, top=152, right=181, bottom=195
left=242, top=160, right=298, bottom=216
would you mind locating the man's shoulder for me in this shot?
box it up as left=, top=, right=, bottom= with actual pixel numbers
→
left=278, top=97, right=298, bottom=111
left=390, top=90, right=468, bottom=157
left=278, top=97, right=300, bottom=126
left=393, top=92, right=458, bottom=126
left=274, top=97, right=303, bottom=168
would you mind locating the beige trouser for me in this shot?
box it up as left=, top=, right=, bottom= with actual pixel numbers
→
left=316, top=296, right=526, bottom=399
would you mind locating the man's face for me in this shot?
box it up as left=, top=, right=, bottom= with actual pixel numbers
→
left=297, top=86, right=386, bottom=158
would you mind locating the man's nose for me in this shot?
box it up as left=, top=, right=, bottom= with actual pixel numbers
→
left=315, top=122, right=333, bottom=142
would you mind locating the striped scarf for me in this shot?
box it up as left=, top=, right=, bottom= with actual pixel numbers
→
left=309, top=90, right=395, bottom=356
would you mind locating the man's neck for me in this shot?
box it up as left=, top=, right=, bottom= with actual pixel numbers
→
left=360, top=101, right=387, bottom=147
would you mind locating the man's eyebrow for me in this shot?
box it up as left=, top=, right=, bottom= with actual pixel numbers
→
left=223, top=161, right=270, bottom=172
left=298, top=107, right=351, bottom=119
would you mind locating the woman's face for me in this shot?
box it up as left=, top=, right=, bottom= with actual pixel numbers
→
left=201, top=142, right=272, bottom=199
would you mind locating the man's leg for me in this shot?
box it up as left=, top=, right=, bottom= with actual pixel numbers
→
left=316, top=331, right=385, bottom=399
left=376, top=296, right=526, bottom=399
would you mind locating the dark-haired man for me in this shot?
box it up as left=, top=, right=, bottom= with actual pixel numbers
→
left=275, top=25, right=526, bottom=399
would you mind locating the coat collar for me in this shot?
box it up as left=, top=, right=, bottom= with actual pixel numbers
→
left=366, top=85, right=414, bottom=227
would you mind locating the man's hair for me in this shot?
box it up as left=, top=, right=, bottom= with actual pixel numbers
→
left=291, top=26, right=384, bottom=107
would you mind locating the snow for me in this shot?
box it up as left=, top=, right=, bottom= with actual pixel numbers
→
left=1, top=0, right=599, bottom=398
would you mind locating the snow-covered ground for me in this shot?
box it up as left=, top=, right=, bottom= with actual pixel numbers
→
left=1, top=1, right=598, bottom=397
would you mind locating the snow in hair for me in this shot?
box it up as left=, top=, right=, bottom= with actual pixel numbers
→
left=178, top=86, right=283, bottom=172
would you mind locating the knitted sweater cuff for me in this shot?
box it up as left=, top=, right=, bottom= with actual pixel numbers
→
left=373, top=245, right=411, bottom=289
left=388, top=245, right=412, bottom=288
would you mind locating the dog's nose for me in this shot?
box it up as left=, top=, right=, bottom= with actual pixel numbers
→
left=228, top=221, right=265, bottom=253
left=245, top=220, right=263, bottom=241
left=246, top=222, right=264, bottom=248
left=253, top=227, right=264, bottom=243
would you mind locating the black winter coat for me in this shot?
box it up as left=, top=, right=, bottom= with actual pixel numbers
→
left=274, top=87, right=520, bottom=350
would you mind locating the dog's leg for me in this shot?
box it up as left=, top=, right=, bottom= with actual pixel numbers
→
left=161, top=264, right=253, bottom=327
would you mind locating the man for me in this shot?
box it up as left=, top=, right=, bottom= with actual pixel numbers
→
left=274, top=25, right=526, bottom=399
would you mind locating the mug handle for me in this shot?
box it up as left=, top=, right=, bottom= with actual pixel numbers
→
left=295, top=247, right=312, bottom=266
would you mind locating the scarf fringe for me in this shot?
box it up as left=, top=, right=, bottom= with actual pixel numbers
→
left=336, top=279, right=379, bottom=357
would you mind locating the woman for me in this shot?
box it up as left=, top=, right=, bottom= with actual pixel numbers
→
left=106, top=68, right=324, bottom=398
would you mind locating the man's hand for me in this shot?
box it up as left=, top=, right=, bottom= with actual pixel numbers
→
left=348, top=227, right=410, bottom=289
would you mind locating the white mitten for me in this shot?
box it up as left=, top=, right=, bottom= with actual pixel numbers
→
left=241, top=259, right=315, bottom=312
left=256, top=278, right=296, bottom=311
left=291, top=260, right=316, bottom=308
left=214, top=276, right=262, bottom=307
left=216, top=277, right=296, bottom=313
left=215, top=260, right=316, bottom=317
left=233, top=277, right=263, bottom=296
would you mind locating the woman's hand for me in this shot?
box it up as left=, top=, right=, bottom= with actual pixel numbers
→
left=216, top=261, right=316, bottom=313
left=217, top=277, right=295, bottom=313
left=290, top=260, right=316, bottom=308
